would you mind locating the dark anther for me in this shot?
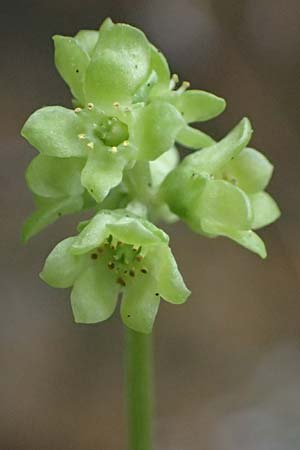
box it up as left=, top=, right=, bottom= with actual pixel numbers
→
left=91, top=253, right=98, bottom=260
left=58, top=212, right=62, bottom=216
left=148, top=182, right=152, bottom=187
left=141, top=268, right=148, bottom=274
left=191, top=173, right=196, bottom=178
left=108, top=261, right=115, bottom=269
left=76, top=69, right=79, bottom=73
left=117, top=277, right=126, bottom=286
left=147, top=83, right=150, bottom=87
left=124, top=270, right=128, bottom=274
left=117, top=241, right=123, bottom=246
left=107, top=235, right=113, bottom=244
left=155, top=293, right=159, bottom=296
left=129, top=269, right=135, bottom=277
left=127, top=314, right=131, bottom=318
left=136, top=255, right=143, bottom=262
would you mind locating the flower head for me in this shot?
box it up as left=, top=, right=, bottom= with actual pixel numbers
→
left=161, top=118, right=280, bottom=258
left=40, top=210, right=190, bottom=333
left=21, top=18, right=226, bottom=240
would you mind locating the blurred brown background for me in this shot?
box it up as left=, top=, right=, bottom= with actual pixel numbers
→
left=1, top=1, right=300, bottom=449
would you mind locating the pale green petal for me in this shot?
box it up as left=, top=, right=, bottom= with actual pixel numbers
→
left=53, top=36, right=90, bottom=104
left=249, top=191, right=281, bottom=229
left=200, top=180, right=253, bottom=231
left=75, top=30, right=99, bottom=56
left=121, top=271, right=160, bottom=334
left=22, top=196, right=83, bottom=243
left=225, top=229, right=267, bottom=258
left=174, top=90, right=226, bottom=123
left=176, top=125, right=215, bottom=149
left=85, top=23, right=151, bottom=108
left=132, top=101, right=184, bottom=160
left=71, top=264, right=118, bottom=323
left=81, top=144, right=126, bottom=202
left=226, top=147, right=274, bottom=193
left=40, top=237, right=87, bottom=288
left=157, top=246, right=190, bottom=304
left=71, top=211, right=114, bottom=254
left=26, top=155, right=85, bottom=198
left=149, top=45, right=170, bottom=94
left=106, top=217, right=167, bottom=245
left=185, top=117, right=253, bottom=174
left=21, top=106, right=86, bottom=158
left=149, top=147, right=179, bottom=187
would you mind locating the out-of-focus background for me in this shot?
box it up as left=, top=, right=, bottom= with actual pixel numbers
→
left=1, top=1, right=300, bottom=449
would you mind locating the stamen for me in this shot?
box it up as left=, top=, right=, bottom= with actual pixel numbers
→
left=74, top=107, right=82, bottom=113
left=113, top=101, right=120, bottom=108
left=78, top=133, right=86, bottom=140
left=129, top=269, right=135, bottom=277
left=110, top=146, right=118, bottom=153
left=87, top=102, right=94, bottom=110
left=141, top=268, right=148, bottom=274
left=169, top=73, right=179, bottom=90
left=108, top=261, right=115, bottom=270
left=87, top=142, right=94, bottom=149
left=177, top=81, right=190, bottom=94
left=123, top=140, right=129, bottom=147
left=117, top=277, right=126, bottom=286
left=91, top=253, right=98, bottom=260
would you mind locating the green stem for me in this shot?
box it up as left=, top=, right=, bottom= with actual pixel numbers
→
left=125, top=327, right=154, bottom=450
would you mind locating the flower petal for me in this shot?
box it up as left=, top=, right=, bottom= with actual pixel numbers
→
left=176, top=125, right=215, bottom=149
left=249, top=191, right=281, bottom=229
left=225, top=147, right=274, bottom=193
left=121, top=268, right=160, bottom=334
left=224, top=229, right=267, bottom=259
left=85, top=22, right=151, bottom=109
left=149, top=45, right=170, bottom=95
left=132, top=101, right=184, bottom=160
left=53, top=36, right=90, bottom=104
left=157, top=246, right=190, bottom=304
left=106, top=217, right=168, bottom=245
left=81, top=143, right=126, bottom=203
left=149, top=147, right=179, bottom=187
left=21, top=106, right=86, bottom=158
left=71, top=264, right=118, bottom=323
left=26, top=155, right=85, bottom=198
left=71, top=211, right=114, bottom=254
left=40, top=237, right=87, bottom=288
left=22, top=195, right=83, bottom=243
left=74, top=29, right=99, bottom=56
left=174, top=90, right=226, bottom=123
left=200, top=180, right=253, bottom=231
left=185, top=117, right=253, bottom=174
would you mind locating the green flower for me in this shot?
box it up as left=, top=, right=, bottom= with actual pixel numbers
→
left=40, top=210, right=190, bottom=333
left=21, top=18, right=226, bottom=241
left=161, top=118, right=280, bottom=258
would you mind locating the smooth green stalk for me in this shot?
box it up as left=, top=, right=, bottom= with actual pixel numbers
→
left=125, top=327, right=154, bottom=450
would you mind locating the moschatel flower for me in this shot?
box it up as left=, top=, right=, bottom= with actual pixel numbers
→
left=21, top=18, right=225, bottom=240
left=40, top=210, right=190, bottom=333
left=161, top=117, right=280, bottom=258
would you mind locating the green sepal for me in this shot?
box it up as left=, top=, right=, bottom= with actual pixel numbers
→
left=21, top=106, right=86, bottom=158
left=249, top=191, right=281, bottom=229
left=173, top=90, right=226, bottom=123
left=40, top=237, right=88, bottom=288
left=71, top=264, right=118, bottom=323
left=53, top=35, right=90, bottom=104
left=224, top=147, right=273, bottom=194
left=74, top=29, right=99, bottom=56
left=26, top=155, right=85, bottom=198
left=85, top=22, right=151, bottom=109
left=81, top=143, right=127, bottom=203
left=176, top=125, right=215, bottom=149
left=132, top=101, right=184, bottom=160
left=22, top=195, right=83, bottom=243
left=157, top=246, right=190, bottom=304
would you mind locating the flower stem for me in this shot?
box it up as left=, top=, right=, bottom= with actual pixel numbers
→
left=125, top=327, right=154, bottom=450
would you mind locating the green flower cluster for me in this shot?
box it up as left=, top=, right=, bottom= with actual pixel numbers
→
left=21, top=18, right=280, bottom=333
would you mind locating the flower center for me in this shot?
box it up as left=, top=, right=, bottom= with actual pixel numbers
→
left=94, top=116, right=129, bottom=147
left=90, top=235, right=148, bottom=287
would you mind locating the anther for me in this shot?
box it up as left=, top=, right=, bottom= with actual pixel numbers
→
left=87, top=142, right=94, bottom=149
left=169, top=73, right=179, bottom=90
left=108, top=261, right=115, bottom=269
left=87, top=102, right=94, bottom=110
left=110, top=146, right=118, bottom=153
left=177, top=81, right=190, bottom=94
left=141, top=268, right=148, bottom=274
left=78, top=133, right=86, bottom=140
left=129, top=269, right=135, bottom=277
left=123, top=140, right=129, bottom=147
left=113, top=101, right=120, bottom=108
left=117, top=277, right=126, bottom=287
left=74, top=107, right=82, bottom=113
left=136, top=255, right=143, bottom=262
left=91, top=253, right=98, bottom=260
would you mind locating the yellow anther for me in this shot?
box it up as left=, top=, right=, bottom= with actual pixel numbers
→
left=110, top=146, right=118, bottom=153
left=87, top=142, right=94, bottom=149
left=123, top=140, right=129, bottom=147
left=87, top=102, right=94, bottom=110
left=74, top=107, right=82, bottom=113
left=172, top=74, right=179, bottom=83
left=78, top=133, right=86, bottom=140
left=113, top=102, right=120, bottom=108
